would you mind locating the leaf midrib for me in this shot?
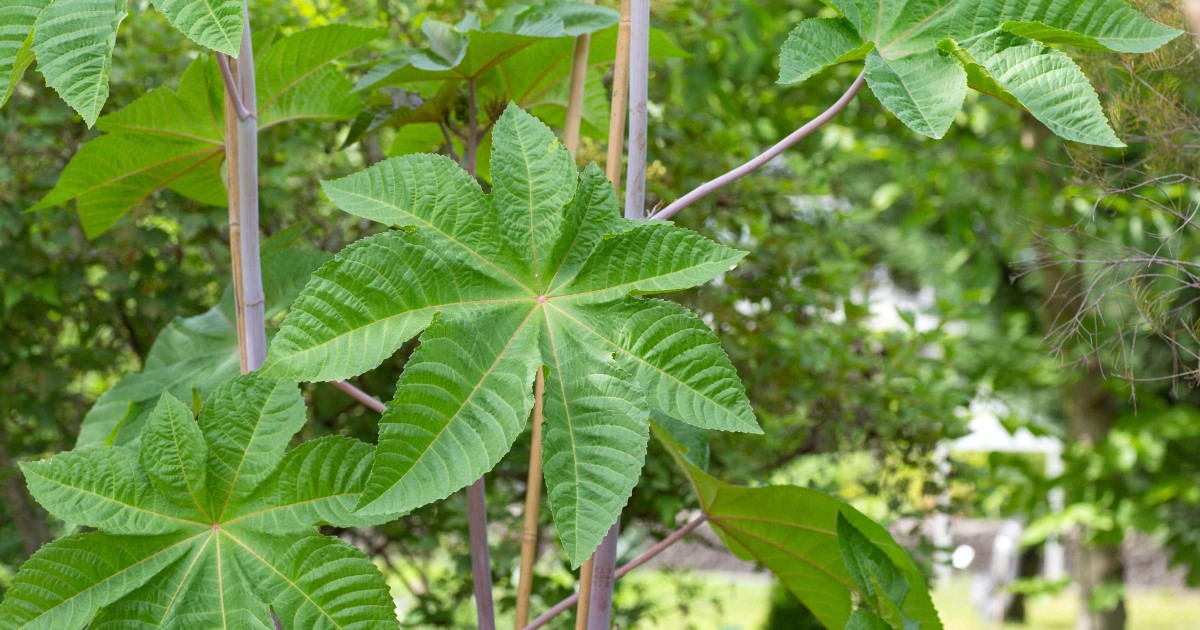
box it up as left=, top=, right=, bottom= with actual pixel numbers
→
left=540, top=309, right=585, bottom=556
left=326, top=186, right=536, bottom=293
left=367, top=304, right=540, bottom=508
left=546, top=303, right=744, bottom=426
left=14, top=532, right=206, bottom=630
left=222, top=531, right=346, bottom=629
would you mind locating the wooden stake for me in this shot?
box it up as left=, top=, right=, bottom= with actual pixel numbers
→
left=222, top=60, right=247, bottom=373
left=562, top=0, right=596, bottom=156
left=514, top=367, right=547, bottom=628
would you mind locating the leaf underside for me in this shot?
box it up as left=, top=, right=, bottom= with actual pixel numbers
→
left=778, top=1, right=1181, bottom=145
left=267, top=104, right=756, bottom=564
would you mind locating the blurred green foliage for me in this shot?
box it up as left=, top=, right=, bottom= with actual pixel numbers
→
left=3, top=0, right=1199, bottom=627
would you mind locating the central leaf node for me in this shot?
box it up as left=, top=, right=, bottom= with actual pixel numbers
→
left=537, top=294, right=549, bottom=304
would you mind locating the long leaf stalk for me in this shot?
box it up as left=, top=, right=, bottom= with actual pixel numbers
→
left=575, top=0, right=632, bottom=624
left=649, top=69, right=867, bottom=221
left=523, top=514, right=707, bottom=630
left=459, top=75, right=497, bottom=630
left=514, top=367, right=547, bottom=628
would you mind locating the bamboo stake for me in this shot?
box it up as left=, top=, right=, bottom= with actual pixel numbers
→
left=562, top=0, right=596, bottom=156
left=221, top=58, right=247, bottom=373
left=576, top=1, right=632, bottom=626
left=514, top=367, right=547, bottom=628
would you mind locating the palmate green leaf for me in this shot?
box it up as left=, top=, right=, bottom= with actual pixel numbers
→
left=270, top=104, right=756, bottom=559
left=0, top=373, right=397, bottom=630
left=656, top=426, right=941, bottom=630
left=26, top=25, right=378, bottom=236
left=778, top=0, right=1181, bottom=145
left=75, top=246, right=330, bottom=449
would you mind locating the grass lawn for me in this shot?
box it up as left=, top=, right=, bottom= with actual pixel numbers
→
left=933, top=576, right=1200, bottom=630
left=622, top=571, right=1200, bottom=629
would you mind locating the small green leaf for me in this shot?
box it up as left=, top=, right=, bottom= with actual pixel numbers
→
left=0, top=0, right=45, bottom=108
left=21, top=447, right=199, bottom=534
left=490, top=104, right=576, bottom=287
left=31, top=0, right=127, bottom=126
left=152, top=0, right=244, bottom=56
left=199, top=374, right=306, bottom=520
left=76, top=247, right=329, bottom=449
left=865, top=48, right=966, bottom=140
left=779, top=17, right=872, bottom=85
left=140, top=393, right=210, bottom=517
left=541, top=312, right=648, bottom=566
left=838, top=513, right=910, bottom=619
left=655, top=430, right=941, bottom=630
left=557, top=222, right=746, bottom=303
left=557, top=298, right=760, bottom=434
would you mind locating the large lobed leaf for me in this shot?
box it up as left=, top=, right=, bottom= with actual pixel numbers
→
left=778, top=0, right=1181, bottom=145
left=655, top=424, right=942, bottom=630
left=0, top=374, right=397, bottom=629
left=266, top=104, right=756, bottom=564
left=24, top=24, right=379, bottom=236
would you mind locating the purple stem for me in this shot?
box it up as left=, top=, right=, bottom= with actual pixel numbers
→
left=332, top=381, right=386, bottom=413
left=582, top=2, right=651, bottom=627
left=467, top=479, right=496, bottom=630
left=650, top=69, right=867, bottom=221
left=460, top=77, right=497, bottom=630
left=234, top=5, right=266, bottom=371
left=523, top=514, right=708, bottom=630
left=585, top=517, right=621, bottom=630
left=622, top=0, right=650, bottom=220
